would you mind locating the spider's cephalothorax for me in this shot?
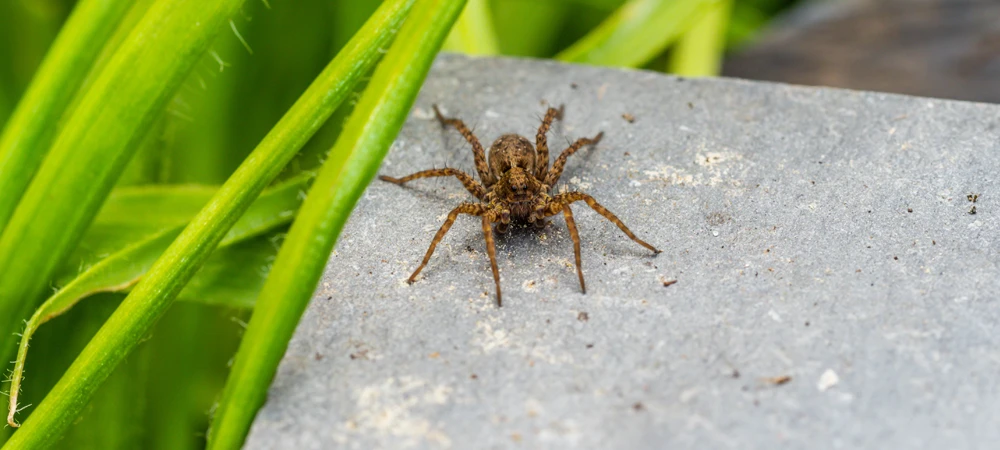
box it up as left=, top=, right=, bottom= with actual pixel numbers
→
left=379, top=104, right=660, bottom=306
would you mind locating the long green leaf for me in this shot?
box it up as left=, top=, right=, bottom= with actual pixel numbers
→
left=0, top=0, right=133, bottom=233
left=666, top=0, right=732, bottom=75
left=1, top=1, right=415, bottom=447
left=6, top=176, right=306, bottom=428
left=0, top=0, right=249, bottom=367
left=207, top=0, right=467, bottom=447
left=556, top=0, right=709, bottom=67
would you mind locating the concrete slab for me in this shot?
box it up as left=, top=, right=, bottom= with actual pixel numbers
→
left=244, top=54, right=1000, bottom=449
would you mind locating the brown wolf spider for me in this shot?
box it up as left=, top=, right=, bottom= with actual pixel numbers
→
left=379, top=104, right=660, bottom=306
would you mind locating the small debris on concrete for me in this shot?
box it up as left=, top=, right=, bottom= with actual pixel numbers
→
left=765, top=375, right=792, bottom=386
left=622, top=113, right=636, bottom=123
left=578, top=311, right=590, bottom=322
left=662, top=279, right=678, bottom=287
left=817, top=369, right=840, bottom=391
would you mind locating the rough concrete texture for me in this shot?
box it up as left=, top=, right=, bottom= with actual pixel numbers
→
left=245, top=54, right=1000, bottom=449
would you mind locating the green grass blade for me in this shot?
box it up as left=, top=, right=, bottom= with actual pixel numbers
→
left=0, top=0, right=249, bottom=364
left=0, top=0, right=133, bottom=233
left=666, top=0, right=732, bottom=76
left=206, top=0, right=467, bottom=447
left=6, top=176, right=307, bottom=428
left=443, top=0, right=499, bottom=55
left=1, top=1, right=415, bottom=447
left=556, top=0, right=708, bottom=67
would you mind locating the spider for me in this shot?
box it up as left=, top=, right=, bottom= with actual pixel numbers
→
left=379, top=104, right=660, bottom=306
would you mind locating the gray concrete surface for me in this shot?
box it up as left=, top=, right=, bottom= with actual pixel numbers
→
left=244, top=54, right=1000, bottom=449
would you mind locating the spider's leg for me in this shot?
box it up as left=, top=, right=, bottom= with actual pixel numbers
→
left=379, top=168, right=487, bottom=200
left=544, top=132, right=603, bottom=187
left=433, top=105, right=495, bottom=186
left=407, top=202, right=487, bottom=283
left=535, top=105, right=564, bottom=181
left=561, top=205, right=586, bottom=293
left=481, top=215, right=502, bottom=307
left=546, top=192, right=660, bottom=254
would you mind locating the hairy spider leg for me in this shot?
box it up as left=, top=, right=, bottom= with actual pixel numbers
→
left=544, top=132, right=604, bottom=187
left=379, top=168, right=487, bottom=200
left=561, top=206, right=586, bottom=293
left=534, top=105, right=564, bottom=180
left=406, top=202, right=504, bottom=306
left=433, top=105, right=495, bottom=186
left=481, top=215, right=502, bottom=306
left=543, top=191, right=661, bottom=254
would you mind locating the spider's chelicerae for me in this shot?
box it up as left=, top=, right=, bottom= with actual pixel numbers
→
left=380, top=104, right=660, bottom=306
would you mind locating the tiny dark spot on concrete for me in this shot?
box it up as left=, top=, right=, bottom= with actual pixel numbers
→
left=624, top=151, right=631, bottom=157
left=811, top=180, right=815, bottom=185
left=907, top=208, right=913, bottom=213
left=586, top=343, right=594, bottom=349
left=933, top=240, right=936, bottom=245
left=622, top=113, right=636, bottom=123
left=470, top=373, right=478, bottom=380
left=633, top=402, right=644, bottom=411
left=570, top=82, right=578, bottom=89
left=805, top=321, right=810, bottom=326
left=868, top=210, right=872, bottom=213
left=662, top=279, right=678, bottom=287
left=546, top=319, right=551, bottom=324
left=754, top=399, right=760, bottom=407
left=894, top=256, right=899, bottom=260
left=314, top=353, right=323, bottom=360
left=969, top=205, right=977, bottom=214
left=578, top=311, right=589, bottom=322
left=687, top=102, right=693, bottom=109
left=731, top=369, right=741, bottom=378
left=466, top=245, right=474, bottom=252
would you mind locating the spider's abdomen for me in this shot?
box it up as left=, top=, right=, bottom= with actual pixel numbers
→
left=488, top=134, right=535, bottom=175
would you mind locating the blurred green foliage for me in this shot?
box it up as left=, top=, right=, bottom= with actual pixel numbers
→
left=0, top=0, right=800, bottom=447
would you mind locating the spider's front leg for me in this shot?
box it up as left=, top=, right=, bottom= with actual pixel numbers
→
left=537, top=192, right=660, bottom=294
left=535, top=104, right=564, bottom=180
left=406, top=202, right=506, bottom=307
left=379, top=168, right=488, bottom=201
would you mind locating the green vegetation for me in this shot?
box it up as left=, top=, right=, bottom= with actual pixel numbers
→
left=0, top=0, right=798, bottom=447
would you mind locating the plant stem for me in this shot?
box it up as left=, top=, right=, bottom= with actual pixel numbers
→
left=0, top=0, right=133, bottom=234
left=0, top=0, right=415, bottom=447
left=0, top=0, right=247, bottom=369
left=206, top=0, right=467, bottom=447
